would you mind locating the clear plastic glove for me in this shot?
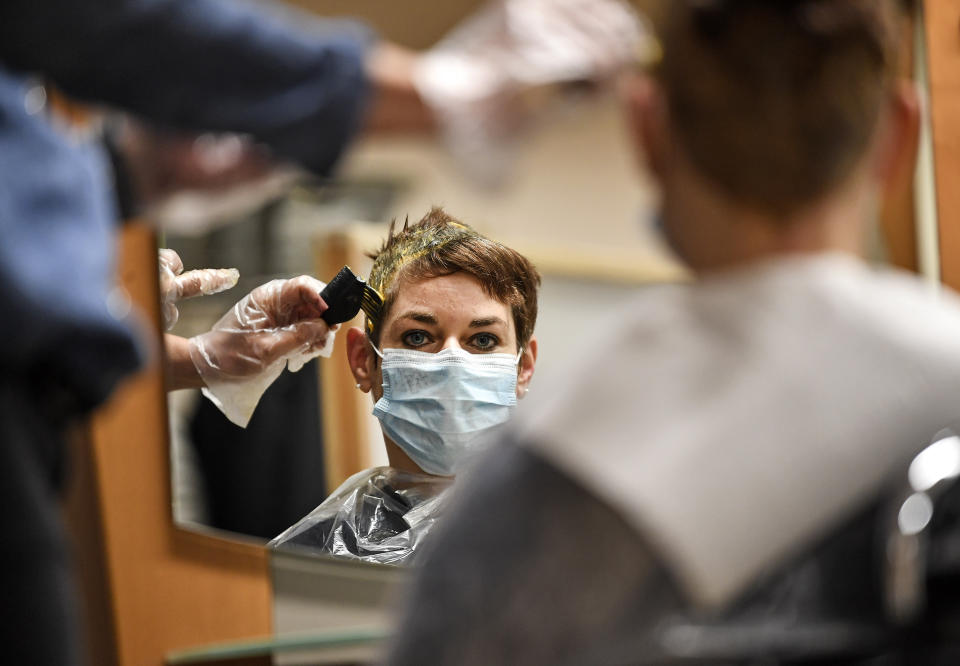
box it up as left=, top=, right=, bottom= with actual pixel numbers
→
left=189, top=276, right=337, bottom=427
left=158, top=248, right=240, bottom=330
left=414, top=0, right=657, bottom=186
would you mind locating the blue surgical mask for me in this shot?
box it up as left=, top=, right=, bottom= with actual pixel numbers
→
left=371, top=345, right=521, bottom=476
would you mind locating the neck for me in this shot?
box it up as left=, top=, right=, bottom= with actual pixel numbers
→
left=663, top=159, right=873, bottom=274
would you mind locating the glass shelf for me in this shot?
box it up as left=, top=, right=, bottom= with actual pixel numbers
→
left=166, top=627, right=389, bottom=665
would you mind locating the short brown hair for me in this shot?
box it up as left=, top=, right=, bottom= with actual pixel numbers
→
left=366, top=208, right=541, bottom=348
left=659, top=0, right=901, bottom=216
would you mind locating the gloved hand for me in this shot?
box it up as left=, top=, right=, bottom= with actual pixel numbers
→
left=414, top=0, right=657, bottom=186
left=189, top=276, right=337, bottom=427
left=158, top=248, right=240, bottom=330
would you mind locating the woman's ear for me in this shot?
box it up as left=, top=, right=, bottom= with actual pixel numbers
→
left=346, top=327, right=374, bottom=392
left=621, top=73, right=669, bottom=182
left=873, top=79, right=920, bottom=188
left=516, top=336, right=538, bottom=399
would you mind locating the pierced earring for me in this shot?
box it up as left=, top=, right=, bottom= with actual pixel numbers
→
left=356, top=383, right=363, bottom=389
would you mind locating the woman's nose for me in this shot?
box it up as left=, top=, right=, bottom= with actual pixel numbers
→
left=440, top=338, right=463, bottom=351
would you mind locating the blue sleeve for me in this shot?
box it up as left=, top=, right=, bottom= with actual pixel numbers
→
left=0, top=69, right=143, bottom=407
left=0, top=0, right=374, bottom=175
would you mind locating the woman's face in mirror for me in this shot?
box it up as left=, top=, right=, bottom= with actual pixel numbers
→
left=369, top=271, right=518, bottom=401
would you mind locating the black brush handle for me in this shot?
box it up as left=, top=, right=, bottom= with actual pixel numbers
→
left=320, top=266, right=366, bottom=325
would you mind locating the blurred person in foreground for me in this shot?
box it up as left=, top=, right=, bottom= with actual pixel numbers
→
left=385, top=1, right=960, bottom=664
left=269, top=209, right=539, bottom=565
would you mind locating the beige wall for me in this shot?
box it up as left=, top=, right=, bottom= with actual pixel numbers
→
left=283, top=0, right=664, bottom=49
left=342, top=96, right=672, bottom=272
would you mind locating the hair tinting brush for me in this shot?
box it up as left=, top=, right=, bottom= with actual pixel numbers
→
left=320, top=266, right=383, bottom=325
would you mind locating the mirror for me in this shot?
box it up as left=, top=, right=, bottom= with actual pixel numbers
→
left=163, top=0, right=930, bottom=569
left=164, top=92, right=684, bottom=552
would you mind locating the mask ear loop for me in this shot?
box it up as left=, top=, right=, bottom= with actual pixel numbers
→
left=366, top=334, right=384, bottom=371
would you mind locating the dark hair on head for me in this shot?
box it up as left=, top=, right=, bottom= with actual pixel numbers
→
left=659, top=0, right=902, bottom=216
left=365, top=207, right=541, bottom=349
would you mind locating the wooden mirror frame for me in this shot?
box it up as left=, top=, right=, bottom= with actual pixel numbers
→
left=925, top=0, right=960, bottom=287
left=65, top=224, right=272, bottom=666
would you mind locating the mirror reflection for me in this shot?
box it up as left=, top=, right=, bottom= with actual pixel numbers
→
left=160, top=0, right=917, bottom=572
left=156, top=0, right=672, bottom=561
left=163, top=108, right=905, bottom=571
left=163, top=90, right=682, bottom=557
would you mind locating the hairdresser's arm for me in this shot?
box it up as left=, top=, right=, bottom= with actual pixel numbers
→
left=0, top=0, right=430, bottom=174
left=165, top=334, right=206, bottom=391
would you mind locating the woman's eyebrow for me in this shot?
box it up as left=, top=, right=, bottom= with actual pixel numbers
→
left=469, top=316, right=508, bottom=328
left=397, top=311, right=438, bottom=325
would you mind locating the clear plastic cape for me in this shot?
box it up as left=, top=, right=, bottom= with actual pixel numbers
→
left=268, top=466, right=453, bottom=565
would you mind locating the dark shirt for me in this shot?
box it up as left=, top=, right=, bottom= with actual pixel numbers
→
left=0, top=0, right=372, bottom=408
left=384, top=442, right=960, bottom=665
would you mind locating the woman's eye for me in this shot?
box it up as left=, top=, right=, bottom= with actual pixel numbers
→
left=402, top=330, right=431, bottom=347
left=471, top=333, right=499, bottom=350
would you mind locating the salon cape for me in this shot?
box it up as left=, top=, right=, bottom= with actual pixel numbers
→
left=269, top=467, right=452, bottom=565
left=516, top=252, right=960, bottom=610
